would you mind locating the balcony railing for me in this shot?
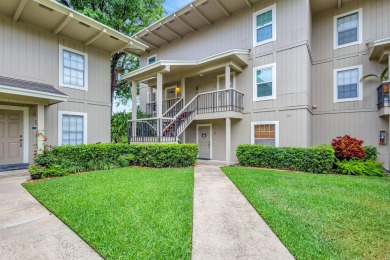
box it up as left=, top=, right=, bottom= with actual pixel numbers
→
left=146, top=98, right=181, bottom=116
left=377, top=82, right=390, bottom=109
left=129, top=89, right=244, bottom=143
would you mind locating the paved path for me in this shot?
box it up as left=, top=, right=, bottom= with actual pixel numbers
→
left=192, top=163, right=294, bottom=260
left=0, top=170, right=101, bottom=260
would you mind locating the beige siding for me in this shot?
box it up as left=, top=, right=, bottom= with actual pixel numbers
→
left=0, top=14, right=112, bottom=150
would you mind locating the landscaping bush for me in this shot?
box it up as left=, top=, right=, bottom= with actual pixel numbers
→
left=335, top=160, right=386, bottom=177
left=331, top=135, right=366, bottom=160
left=236, top=144, right=335, bottom=174
left=363, top=145, right=378, bottom=161
left=34, top=143, right=198, bottom=177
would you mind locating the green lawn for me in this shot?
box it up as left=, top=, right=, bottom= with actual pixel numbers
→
left=23, top=167, right=194, bottom=260
left=223, top=167, right=390, bottom=260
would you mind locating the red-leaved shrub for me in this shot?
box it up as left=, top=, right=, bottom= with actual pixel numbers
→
left=331, top=135, right=366, bottom=160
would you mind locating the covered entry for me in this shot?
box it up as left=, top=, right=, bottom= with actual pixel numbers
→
left=0, top=110, right=23, bottom=165
left=197, top=124, right=212, bottom=159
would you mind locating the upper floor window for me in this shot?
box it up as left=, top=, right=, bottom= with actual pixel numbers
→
left=253, top=63, right=276, bottom=101
left=333, top=65, right=363, bottom=102
left=334, top=9, right=362, bottom=49
left=148, top=55, right=157, bottom=65
left=58, top=111, right=87, bottom=145
left=251, top=121, right=279, bottom=147
left=59, top=46, right=88, bottom=90
left=253, top=4, right=276, bottom=46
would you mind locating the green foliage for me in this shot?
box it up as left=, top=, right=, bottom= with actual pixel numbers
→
left=236, top=144, right=335, bottom=174
left=336, top=160, right=386, bottom=177
left=363, top=145, right=378, bottom=161
left=34, top=143, right=198, bottom=177
left=28, top=164, right=45, bottom=175
left=360, top=66, right=389, bottom=82
left=111, top=109, right=151, bottom=143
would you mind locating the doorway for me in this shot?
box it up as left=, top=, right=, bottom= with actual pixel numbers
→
left=0, top=110, right=23, bottom=165
left=196, top=124, right=212, bottom=159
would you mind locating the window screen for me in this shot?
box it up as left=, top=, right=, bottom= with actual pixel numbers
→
left=254, top=124, right=276, bottom=146
left=337, top=12, right=359, bottom=46
left=63, top=50, right=85, bottom=87
left=256, top=10, right=273, bottom=43
left=337, top=68, right=359, bottom=99
left=256, top=67, right=273, bottom=98
left=62, top=115, right=84, bottom=145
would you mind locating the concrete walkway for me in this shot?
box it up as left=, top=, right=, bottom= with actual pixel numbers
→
left=0, top=170, right=101, bottom=260
left=192, top=163, right=294, bottom=260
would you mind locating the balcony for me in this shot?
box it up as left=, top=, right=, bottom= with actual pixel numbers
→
left=377, top=82, right=390, bottom=116
left=129, top=89, right=244, bottom=143
left=146, top=98, right=182, bottom=117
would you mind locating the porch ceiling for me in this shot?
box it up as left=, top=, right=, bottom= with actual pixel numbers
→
left=0, top=0, right=147, bottom=55
left=368, top=38, right=390, bottom=63
left=131, top=0, right=262, bottom=54
left=123, top=49, right=250, bottom=82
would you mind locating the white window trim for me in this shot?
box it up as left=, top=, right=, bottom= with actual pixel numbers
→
left=333, top=65, right=363, bottom=103
left=165, top=85, right=178, bottom=100
left=253, top=4, right=276, bottom=47
left=147, top=54, right=157, bottom=65
left=58, top=111, right=88, bottom=145
left=333, top=8, right=363, bottom=49
left=251, top=121, right=279, bottom=147
left=253, top=63, right=277, bottom=102
left=59, top=45, right=89, bottom=91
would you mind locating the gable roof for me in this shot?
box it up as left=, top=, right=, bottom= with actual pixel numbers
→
left=0, top=0, right=147, bottom=55
left=129, top=0, right=262, bottom=55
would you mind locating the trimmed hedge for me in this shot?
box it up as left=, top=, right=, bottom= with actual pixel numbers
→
left=34, top=143, right=198, bottom=177
left=236, top=144, right=335, bottom=174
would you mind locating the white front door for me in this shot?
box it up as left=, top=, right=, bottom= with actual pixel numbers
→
left=197, top=125, right=211, bottom=159
left=0, top=110, right=23, bottom=165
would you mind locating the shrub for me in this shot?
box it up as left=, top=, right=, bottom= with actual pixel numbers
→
left=236, top=144, right=335, bottom=174
left=363, top=145, right=378, bottom=161
left=336, top=160, right=386, bottom=177
left=34, top=143, right=198, bottom=177
left=331, top=135, right=366, bottom=160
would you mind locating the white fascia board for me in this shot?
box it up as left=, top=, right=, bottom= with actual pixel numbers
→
left=0, top=85, right=68, bottom=102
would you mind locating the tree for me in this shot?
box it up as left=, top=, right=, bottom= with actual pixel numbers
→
left=56, top=0, right=164, bottom=108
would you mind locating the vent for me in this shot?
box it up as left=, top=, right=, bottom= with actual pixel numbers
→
left=38, top=4, right=54, bottom=12
left=79, top=22, right=91, bottom=28
left=110, top=36, right=119, bottom=40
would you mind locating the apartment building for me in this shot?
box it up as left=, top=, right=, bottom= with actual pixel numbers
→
left=124, top=0, right=390, bottom=168
left=0, top=0, right=145, bottom=169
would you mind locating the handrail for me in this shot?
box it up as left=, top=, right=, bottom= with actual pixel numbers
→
left=128, top=116, right=173, bottom=122
left=163, top=97, right=184, bottom=117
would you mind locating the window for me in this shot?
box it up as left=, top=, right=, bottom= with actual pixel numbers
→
left=147, top=90, right=156, bottom=103
left=333, top=65, right=363, bottom=102
left=59, top=46, right=88, bottom=90
left=253, top=63, right=276, bottom=101
left=58, top=112, right=87, bottom=145
left=148, top=55, right=157, bottom=65
left=253, top=5, right=276, bottom=46
left=251, top=121, right=279, bottom=147
left=334, top=9, right=362, bottom=49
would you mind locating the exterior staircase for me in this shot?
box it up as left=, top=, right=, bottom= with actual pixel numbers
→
left=128, top=89, right=244, bottom=143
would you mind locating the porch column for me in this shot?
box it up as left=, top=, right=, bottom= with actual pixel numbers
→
left=225, top=65, right=231, bottom=89
left=132, top=81, right=137, bottom=138
left=181, top=77, right=186, bottom=104
left=226, top=117, right=231, bottom=165
left=37, top=105, right=45, bottom=154
left=156, top=73, right=163, bottom=137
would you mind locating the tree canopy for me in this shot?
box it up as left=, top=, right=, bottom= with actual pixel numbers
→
left=57, top=0, right=164, bottom=108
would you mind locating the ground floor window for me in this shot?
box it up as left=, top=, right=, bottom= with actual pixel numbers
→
left=58, top=111, right=87, bottom=145
left=251, top=121, right=279, bottom=146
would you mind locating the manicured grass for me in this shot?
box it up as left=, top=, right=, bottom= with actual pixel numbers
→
left=23, top=167, right=194, bottom=260
left=223, top=167, right=390, bottom=260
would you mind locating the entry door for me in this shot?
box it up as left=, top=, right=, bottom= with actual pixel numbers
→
left=198, top=125, right=211, bottom=159
left=217, top=74, right=235, bottom=110
left=0, top=110, right=23, bottom=165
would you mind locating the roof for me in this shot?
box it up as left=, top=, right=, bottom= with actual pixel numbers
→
left=0, top=76, right=68, bottom=104
left=129, top=0, right=262, bottom=55
left=123, top=49, right=250, bottom=82
left=0, top=0, right=147, bottom=55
